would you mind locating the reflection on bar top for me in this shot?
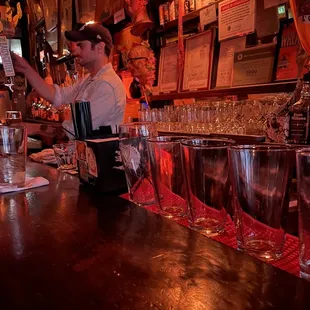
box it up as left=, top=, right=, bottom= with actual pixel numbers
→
left=84, top=137, right=119, bottom=143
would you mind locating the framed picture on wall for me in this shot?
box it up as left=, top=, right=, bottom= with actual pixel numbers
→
left=41, top=0, right=57, bottom=31
left=75, top=0, right=96, bottom=23
left=158, top=43, right=179, bottom=93
left=182, top=30, right=214, bottom=91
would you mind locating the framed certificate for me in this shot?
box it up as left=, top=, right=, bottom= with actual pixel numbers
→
left=216, top=37, right=246, bottom=88
left=232, top=44, right=276, bottom=86
left=182, top=30, right=214, bottom=91
left=158, top=43, right=179, bottom=93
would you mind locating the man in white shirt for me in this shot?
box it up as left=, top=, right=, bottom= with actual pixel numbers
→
left=12, top=23, right=126, bottom=136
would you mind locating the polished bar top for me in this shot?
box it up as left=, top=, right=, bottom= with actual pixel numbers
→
left=0, top=162, right=309, bottom=310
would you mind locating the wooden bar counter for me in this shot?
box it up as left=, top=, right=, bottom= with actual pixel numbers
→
left=0, top=162, right=309, bottom=309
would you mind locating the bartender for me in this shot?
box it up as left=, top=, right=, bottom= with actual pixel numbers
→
left=11, top=22, right=126, bottom=136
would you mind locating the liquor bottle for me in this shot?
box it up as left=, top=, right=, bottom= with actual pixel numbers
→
left=189, top=0, right=195, bottom=12
left=184, top=0, right=190, bottom=14
left=287, top=72, right=310, bottom=144
left=175, top=0, right=179, bottom=18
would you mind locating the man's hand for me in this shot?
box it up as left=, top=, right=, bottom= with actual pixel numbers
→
left=11, top=52, right=56, bottom=103
left=11, top=52, right=31, bottom=74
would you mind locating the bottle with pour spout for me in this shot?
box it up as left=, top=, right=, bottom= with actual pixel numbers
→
left=287, top=72, right=310, bottom=144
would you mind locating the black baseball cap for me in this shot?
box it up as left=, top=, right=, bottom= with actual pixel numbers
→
left=65, top=23, right=113, bottom=51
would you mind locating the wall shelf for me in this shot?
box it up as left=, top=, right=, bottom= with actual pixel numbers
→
left=151, top=81, right=297, bottom=101
left=159, top=1, right=221, bottom=33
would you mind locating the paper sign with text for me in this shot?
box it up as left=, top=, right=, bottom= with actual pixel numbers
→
left=200, top=4, right=217, bottom=26
left=0, top=36, right=15, bottom=77
left=219, top=0, right=255, bottom=41
left=114, top=9, right=125, bottom=24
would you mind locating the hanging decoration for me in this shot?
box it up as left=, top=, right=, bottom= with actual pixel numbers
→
left=127, top=42, right=156, bottom=102
left=124, top=0, right=154, bottom=36
left=0, top=1, right=23, bottom=38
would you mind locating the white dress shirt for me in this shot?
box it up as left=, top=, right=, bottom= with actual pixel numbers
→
left=53, top=63, right=126, bottom=136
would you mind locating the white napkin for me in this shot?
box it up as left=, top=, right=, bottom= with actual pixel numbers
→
left=0, top=177, right=49, bottom=194
left=29, top=149, right=57, bottom=165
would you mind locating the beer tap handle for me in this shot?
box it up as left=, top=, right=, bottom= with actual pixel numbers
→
left=4, top=76, right=14, bottom=92
left=0, top=36, right=15, bottom=92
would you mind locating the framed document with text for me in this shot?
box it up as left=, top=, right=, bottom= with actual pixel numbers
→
left=232, top=44, right=276, bottom=86
left=182, top=30, right=214, bottom=91
left=158, top=43, right=179, bottom=93
left=216, top=36, right=246, bottom=88
left=218, top=0, right=255, bottom=41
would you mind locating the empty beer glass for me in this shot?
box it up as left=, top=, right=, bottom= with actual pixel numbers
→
left=181, top=139, right=233, bottom=236
left=147, top=136, right=188, bottom=219
left=229, top=145, right=295, bottom=261
left=296, top=149, right=310, bottom=280
left=119, top=122, right=157, bottom=206
left=0, top=125, right=27, bottom=187
left=53, top=142, right=77, bottom=170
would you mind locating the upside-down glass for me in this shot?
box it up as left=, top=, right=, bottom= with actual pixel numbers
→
left=229, top=145, right=295, bottom=261
left=181, top=139, right=234, bottom=236
left=0, top=125, right=27, bottom=187
left=147, top=136, right=189, bottom=219
left=142, top=94, right=290, bottom=135
left=119, top=122, right=157, bottom=206
left=296, top=149, right=310, bottom=281
left=53, top=142, right=77, bottom=170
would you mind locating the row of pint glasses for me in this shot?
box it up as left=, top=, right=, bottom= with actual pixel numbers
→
left=119, top=122, right=310, bottom=280
left=139, top=94, right=290, bottom=135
